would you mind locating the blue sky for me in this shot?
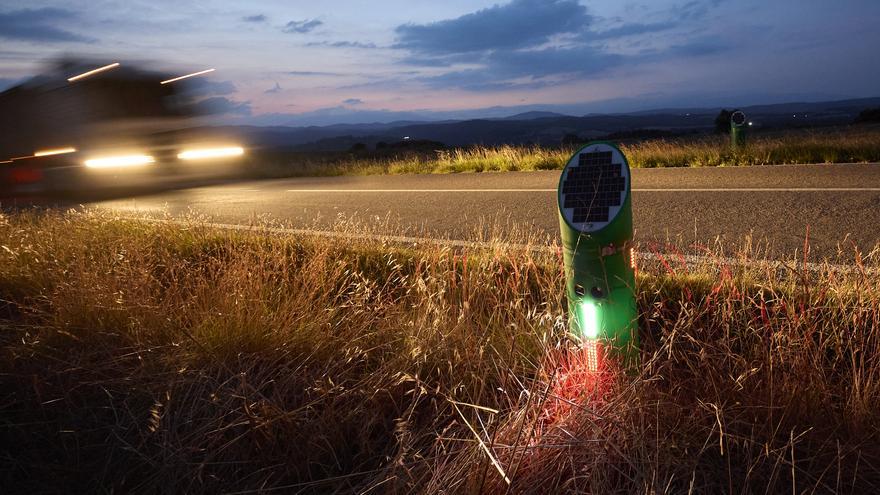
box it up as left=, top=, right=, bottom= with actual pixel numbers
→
left=0, top=0, right=878, bottom=125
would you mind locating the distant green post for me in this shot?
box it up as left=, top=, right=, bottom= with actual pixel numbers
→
left=557, top=142, right=638, bottom=368
left=730, top=110, right=747, bottom=148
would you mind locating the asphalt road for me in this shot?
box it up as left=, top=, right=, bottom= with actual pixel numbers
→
left=89, top=163, right=880, bottom=260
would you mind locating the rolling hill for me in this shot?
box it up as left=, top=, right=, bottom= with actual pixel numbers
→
left=228, top=97, right=880, bottom=151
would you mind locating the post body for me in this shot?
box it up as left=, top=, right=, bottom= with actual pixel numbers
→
left=730, top=110, right=747, bottom=148
left=557, top=142, right=639, bottom=363
left=731, top=124, right=746, bottom=148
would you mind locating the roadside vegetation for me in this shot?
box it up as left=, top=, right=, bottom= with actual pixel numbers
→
left=1, top=210, right=879, bottom=493
left=251, top=125, right=880, bottom=177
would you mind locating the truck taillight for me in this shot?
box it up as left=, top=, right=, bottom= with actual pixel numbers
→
left=9, top=167, right=44, bottom=184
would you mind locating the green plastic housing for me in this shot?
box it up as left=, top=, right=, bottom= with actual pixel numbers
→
left=730, top=113, right=747, bottom=148
left=557, top=142, right=638, bottom=362
left=731, top=124, right=746, bottom=148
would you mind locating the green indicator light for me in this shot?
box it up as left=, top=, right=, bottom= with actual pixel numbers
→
left=578, top=301, right=602, bottom=339
left=577, top=300, right=601, bottom=339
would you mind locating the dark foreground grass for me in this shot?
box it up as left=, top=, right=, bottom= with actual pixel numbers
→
left=0, top=211, right=879, bottom=493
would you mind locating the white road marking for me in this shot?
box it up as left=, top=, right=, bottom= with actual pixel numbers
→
left=285, top=189, right=556, bottom=192
left=127, top=216, right=868, bottom=273
left=284, top=188, right=880, bottom=193
left=634, top=188, right=880, bottom=192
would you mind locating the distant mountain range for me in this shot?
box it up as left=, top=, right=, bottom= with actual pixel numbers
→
left=226, top=97, right=880, bottom=152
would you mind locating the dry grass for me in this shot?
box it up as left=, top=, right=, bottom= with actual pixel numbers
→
left=0, top=210, right=879, bottom=493
left=624, top=126, right=880, bottom=168
left=249, top=145, right=567, bottom=178
left=256, top=126, right=880, bottom=177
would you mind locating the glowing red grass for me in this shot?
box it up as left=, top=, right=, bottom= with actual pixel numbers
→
left=536, top=342, right=612, bottom=432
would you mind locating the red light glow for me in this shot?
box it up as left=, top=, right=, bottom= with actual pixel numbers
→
left=536, top=342, right=607, bottom=430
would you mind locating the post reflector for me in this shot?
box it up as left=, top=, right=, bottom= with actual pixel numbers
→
left=583, top=340, right=600, bottom=373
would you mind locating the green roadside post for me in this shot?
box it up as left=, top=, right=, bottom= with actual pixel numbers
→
left=557, top=142, right=638, bottom=370
left=730, top=110, right=747, bottom=149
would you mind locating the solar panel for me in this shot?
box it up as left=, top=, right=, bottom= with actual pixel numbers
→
left=559, top=144, right=628, bottom=232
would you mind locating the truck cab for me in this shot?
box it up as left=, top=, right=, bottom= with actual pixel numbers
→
left=0, top=59, right=245, bottom=198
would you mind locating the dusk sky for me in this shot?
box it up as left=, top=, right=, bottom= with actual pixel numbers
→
left=1, top=0, right=878, bottom=125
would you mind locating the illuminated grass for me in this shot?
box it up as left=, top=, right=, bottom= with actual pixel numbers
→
left=257, top=126, right=880, bottom=177
left=0, top=210, right=879, bottom=493
left=624, top=126, right=880, bottom=167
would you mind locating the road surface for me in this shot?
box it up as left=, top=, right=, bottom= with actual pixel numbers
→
left=89, top=163, right=880, bottom=260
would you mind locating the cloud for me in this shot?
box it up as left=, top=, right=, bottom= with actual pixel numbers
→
left=393, top=0, right=622, bottom=89
left=397, top=55, right=455, bottom=67
left=192, top=97, right=252, bottom=116
left=666, top=36, right=731, bottom=57
left=283, top=19, right=323, bottom=34
left=674, top=0, right=726, bottom=20
left=0, top=8, right=93, bottom=43
left=242, top=14, right=267, bottom=23
left=287, top=70, right=346, bottom=77
left=393, top=0, right=731, bottom=92
left=413, top=44, right=624, bottom=91
left=306, top=40, right=377, bottom=49
left=582, top=21, right=678, bottom=41
left=342, top=98, right=364, bottom=106
left=493, top=46, right=621, bottom=77
left=265, top=82, right=282, bottom=94
left=394, top=0, right=590, bottom=55
left=195, top=80, right=237, bottom=96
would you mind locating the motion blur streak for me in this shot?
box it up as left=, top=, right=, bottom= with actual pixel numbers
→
left=84, top=154, right=154, bottom=169
left=67, top=63, right=120, bottom=82
left=160, top=68, right=216, bottom=85
left=34, top=147, right=77, bottom=157
left=177, top=146, right=244, bottom=160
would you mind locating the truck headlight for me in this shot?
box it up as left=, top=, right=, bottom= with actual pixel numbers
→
left=84, top=154, right=155, bottom=169
left=177, top=146, right=244, bottom=161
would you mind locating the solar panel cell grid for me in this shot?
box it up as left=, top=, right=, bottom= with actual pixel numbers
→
left=561, top=151, right=626, bottom=225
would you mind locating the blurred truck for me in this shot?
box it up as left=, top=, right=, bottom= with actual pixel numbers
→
left=0, top=59, right=245, bottom=197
